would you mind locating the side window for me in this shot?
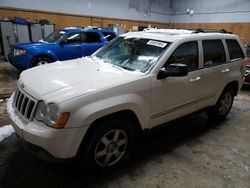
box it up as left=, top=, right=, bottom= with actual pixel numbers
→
left=226, top=39, right=244, bottom=60
left=65, top=32, right=82, bottom=44
left=203, top=40, right=226, bottom=67
left=165, top=41, right=198, bottom=71
left=102, top=32, right=116, bottom=42
left=85, top=32, right=102, bottom=43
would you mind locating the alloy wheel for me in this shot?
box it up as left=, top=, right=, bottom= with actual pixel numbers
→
left=94, top=129, right=128, bottom=167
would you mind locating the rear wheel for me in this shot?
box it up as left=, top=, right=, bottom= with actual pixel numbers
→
left=31, top=56, right=52, bottom=67
left=78, top=117, right=135, bottom=169
left=207, top=87, right=234, bottom=119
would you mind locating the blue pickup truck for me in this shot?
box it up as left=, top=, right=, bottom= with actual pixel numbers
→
left=8, top=27, right=117, bottom=70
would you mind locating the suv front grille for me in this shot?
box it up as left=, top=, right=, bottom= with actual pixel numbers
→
left=13, top=87, right=38, bottom=121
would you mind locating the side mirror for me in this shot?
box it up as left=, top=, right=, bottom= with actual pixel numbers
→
left=157, top=63, right=188, bottom=80
left=59, top=39, right=67, bottom=46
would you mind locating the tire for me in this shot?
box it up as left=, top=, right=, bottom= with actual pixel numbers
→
left=31, top=56, right=52, bottom=67
left=78, top=117, right=135, bottom=169
left=207, top=87, right=234, bottom=119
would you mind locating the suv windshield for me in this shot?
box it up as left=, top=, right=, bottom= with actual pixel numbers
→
left=94, top=37, right=169, bottom=73
left=43, top=30, right=66, bottom=43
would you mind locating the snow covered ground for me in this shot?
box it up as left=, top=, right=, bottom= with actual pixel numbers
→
left=0, top=125, right=14, bottom=142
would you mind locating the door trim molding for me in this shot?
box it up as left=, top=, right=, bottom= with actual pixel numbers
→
left=151, top=94, right=214, bottom=119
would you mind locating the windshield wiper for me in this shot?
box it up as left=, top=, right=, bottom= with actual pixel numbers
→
left=93, top=56, right=135, bottom=71
left=119, top=65, right=135, bottom=71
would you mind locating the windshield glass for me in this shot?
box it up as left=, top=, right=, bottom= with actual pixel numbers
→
left=43, top=30, right=66, bottom=43
left=94, top=37, right=170, bottom=73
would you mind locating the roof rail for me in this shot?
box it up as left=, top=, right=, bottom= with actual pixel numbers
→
left=192, top=28, right=233, bottom=34
left=81, top=26, right=111, bottom=30
left=144, top=28, right=193, bottom=35
left=63, top=27, right=79, bottom=29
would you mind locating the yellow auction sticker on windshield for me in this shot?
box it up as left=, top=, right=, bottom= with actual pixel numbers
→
left=147, top=40, right=167, bottom=48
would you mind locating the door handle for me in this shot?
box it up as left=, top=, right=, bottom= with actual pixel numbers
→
left=189, top=77, right=201, bottom=82
left=76, top=45, right=82, bottom=49
left=221, top=68, right=230, bottom=73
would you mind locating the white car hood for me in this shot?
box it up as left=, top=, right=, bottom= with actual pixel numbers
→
left=19, top=58, right=142, bottom=102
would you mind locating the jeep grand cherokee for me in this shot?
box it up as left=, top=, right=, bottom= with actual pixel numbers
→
left=7, top=29, right=246, bottom=168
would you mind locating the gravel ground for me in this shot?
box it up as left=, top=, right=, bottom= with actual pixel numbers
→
left=0, top=89, right=250, bottom=188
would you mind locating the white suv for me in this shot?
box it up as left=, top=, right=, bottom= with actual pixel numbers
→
left=7, top=29, right=246, bottom=168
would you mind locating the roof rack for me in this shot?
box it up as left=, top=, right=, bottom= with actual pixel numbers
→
left=144, top=28, right=233, bottom=35
left=192, top=28, right=233, bottom=34
left=144, top=28, right=193, bottom=35
left=81, top=26, right=111, bottom=30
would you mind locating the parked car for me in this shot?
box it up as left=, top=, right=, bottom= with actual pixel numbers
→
left=8, top=27, right=117, bottom=70
left=7, top=29, right=245, bottom=169
left=244, top=44, right=250, bottom=85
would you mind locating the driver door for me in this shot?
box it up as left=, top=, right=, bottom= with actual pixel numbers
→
left=56, top=32, right=84, bottom=61
left=150, top=41, right=203, bottom=127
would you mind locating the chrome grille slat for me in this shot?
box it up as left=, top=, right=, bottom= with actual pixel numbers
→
left=12, top=87, right=38, bottom=122
left=28, top=101, right=36, bottom=119
left=24, top=100, right=32, bottom=117
left=13, top=90, right=19, bottom=105
left=20, top=97, right=28, bottom=115
left=17, top=93, right=23, bottom=111
left=15, top=90, right=21, bottom=107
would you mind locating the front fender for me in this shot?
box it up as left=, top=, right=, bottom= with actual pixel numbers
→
left=31, top=50, right=58, bottom=62
left=66, top=93, right=150, bottom=130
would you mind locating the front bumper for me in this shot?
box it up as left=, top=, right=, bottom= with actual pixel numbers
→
left=15, top=133, right=70, bottom=163
left=7, top=94, right=88, bottom=160
left=8, top=53, right=32, bottom=70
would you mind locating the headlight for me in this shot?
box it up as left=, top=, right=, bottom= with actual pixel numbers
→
left=35, top=101, right=69, bottom=128
left=14, top=49, right=27, bottom=56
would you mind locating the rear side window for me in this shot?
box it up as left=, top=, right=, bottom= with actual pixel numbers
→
left=85, top=32, right=102, bottom=43
left=226, top=39, right=244, bottom=60
left=102, top=32, right=116, bottom=42
left=203, top=40, right=226, bottom=67
left=166, top=41, right=198, bottom=71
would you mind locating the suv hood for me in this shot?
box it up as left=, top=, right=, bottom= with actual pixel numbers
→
left=19, top=58, right=142, bottom=102
left=13, top=41, right=53, bottom=49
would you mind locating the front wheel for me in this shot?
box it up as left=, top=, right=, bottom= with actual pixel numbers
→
left=207, top=87, right=234, bottom=119
left=31, top=56, right=52, bottom=67
left=78, top=117, right=135, bottom=169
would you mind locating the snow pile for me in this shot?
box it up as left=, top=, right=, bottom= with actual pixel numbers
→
left=0, top=125, right=14, bottom=142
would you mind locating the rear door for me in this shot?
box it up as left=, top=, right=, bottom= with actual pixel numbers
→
left=83, top=31, right=104, bottom=56
left=196, top=39, right=228, bottom=103
left=225, top=39, right=245, bottom=85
